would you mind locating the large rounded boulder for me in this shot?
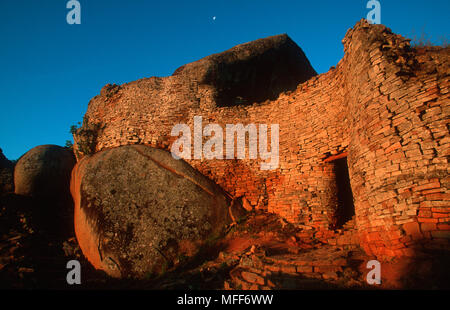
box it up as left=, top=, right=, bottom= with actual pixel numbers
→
left=70, top=145, right=238, bottom=279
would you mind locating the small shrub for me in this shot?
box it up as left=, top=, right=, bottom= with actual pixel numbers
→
left=411, top=29, right=449, bottom=48
left=65, top=140, right=73, bottom=149
left=69, top=125, right=79, bottom=135
left=69, top=121, right=103, bottom=157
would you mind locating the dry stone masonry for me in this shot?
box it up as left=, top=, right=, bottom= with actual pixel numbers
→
left=74, top=20, right=449, bottom=261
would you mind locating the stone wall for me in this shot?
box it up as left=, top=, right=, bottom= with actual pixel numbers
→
left=74, top=20, right=449, bottom=259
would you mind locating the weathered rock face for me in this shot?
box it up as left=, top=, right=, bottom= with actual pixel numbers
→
left=0, top=148, right=14, bottom=195
left=172, top=34, right=317, bottom=107
left=14, top=145, right=76, bottom=204
left=70, top=145, right=238, bottom=278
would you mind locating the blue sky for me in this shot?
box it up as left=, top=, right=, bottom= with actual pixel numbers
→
left=0, top=0, right=449, bottom=160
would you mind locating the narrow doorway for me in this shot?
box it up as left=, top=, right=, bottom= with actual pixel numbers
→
left=333, top=157, right=355, bottom=229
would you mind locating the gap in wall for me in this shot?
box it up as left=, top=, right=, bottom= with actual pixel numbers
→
left=333, top=157, right=355, bottom=229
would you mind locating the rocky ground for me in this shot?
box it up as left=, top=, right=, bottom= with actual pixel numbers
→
left=0, top=192, right=368, bottom=290
left=1, top=192, right=448, bottom=290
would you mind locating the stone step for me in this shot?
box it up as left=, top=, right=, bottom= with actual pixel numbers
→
left=227, top=245, right=371, bottom=289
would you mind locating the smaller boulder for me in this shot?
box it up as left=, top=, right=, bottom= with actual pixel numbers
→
left=14, top=145, right=76, bottom=233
